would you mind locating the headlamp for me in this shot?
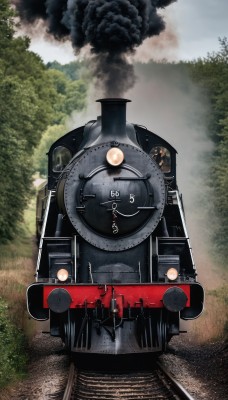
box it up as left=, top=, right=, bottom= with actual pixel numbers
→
left=106, top=147, right=124, bottom=166
left=166, top=268, right=178, bottom=281
left=57, top=268, right=69, bottom=282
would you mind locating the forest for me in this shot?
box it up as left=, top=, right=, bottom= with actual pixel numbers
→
left=1, top=0, right=227, bottom=260
left=0, top=0, right=227, bottom=388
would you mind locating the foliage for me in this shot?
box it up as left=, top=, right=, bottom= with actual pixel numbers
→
left=134, top=41, right=228, bottom=264
left=33, top=124, right=66, bottom=176
left=0, top=0, right=14, bottom=44
left=0, top=0, right=56, bottom=242
left=46, top=60, right=87, bottom=81
left=211, top=119, right=228, bottom=258
left=208, top=285, right=228, bottom=339
left=0, top=298, right=28, bottom=387
left=33, top=63, right=88, bottom=175
left=47, top=69, right=87, bottom=124
left=0, top=204, right=36, bottom=388
left=187, top=38, right=228, bottom=262
left=187, top=38, right=228, bottom=142
left=0, top=0, right=88, bottom=240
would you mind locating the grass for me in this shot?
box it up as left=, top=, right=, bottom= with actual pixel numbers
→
left=0, top=198, right=36, bottom=260
left=0, top=299, right=28, bottom=388
left=0, top=197, right=36, bottom=328
left=0, top=197, right=36, bottom=389
left=207, top=285, right=228, bottom=339
left=185, top=285, right=228, bottom=343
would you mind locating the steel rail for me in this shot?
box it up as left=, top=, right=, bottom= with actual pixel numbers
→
left=63, top=362, right=75, bottom=400
left=157, top=361, right=196, bottom=400
left=62, top=360, right=195, bottom=400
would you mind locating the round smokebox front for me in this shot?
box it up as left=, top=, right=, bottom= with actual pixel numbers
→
left=64, top=143, right=165, bottom=251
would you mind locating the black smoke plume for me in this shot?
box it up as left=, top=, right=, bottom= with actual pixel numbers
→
left=13, top=0, right=177, bottom=95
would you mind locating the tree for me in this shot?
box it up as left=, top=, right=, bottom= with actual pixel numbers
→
left=212, top=118, right=228, bottom=257
left=46, top=60, right=87, bottom=81
left=33, top=64, right=88, bottom=176
left=47, top=68, right=88, bottom=123
left=63, top=79, right=87, bottom=114
left=0, top=0, right=57, bottom=241
left=188, top=38, right=228, bottom=142
left=188, top=38, right=228, bottom=262
left=33, top=124, right=66, bottom=176
left=0, top=0, right=14, bottom=47
left=0, top=78, right=32, bottom=239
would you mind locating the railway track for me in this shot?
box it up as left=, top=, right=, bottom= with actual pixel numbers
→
left=62, top=361, right=195, bottom=400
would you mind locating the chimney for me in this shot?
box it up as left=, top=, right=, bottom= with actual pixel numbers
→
left=80, top=98, right=139, bottom=149
left=97, top=98, right=130, bottom=141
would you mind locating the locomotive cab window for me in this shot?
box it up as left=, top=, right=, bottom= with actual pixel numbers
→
left=150, top=146, right=171, bottom=173
left=52, top=146, right=72, bottom=172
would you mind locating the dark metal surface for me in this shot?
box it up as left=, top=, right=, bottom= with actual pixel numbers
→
left=163, top=287, right=188, bottom=312
left=63, top=143, right=165, bottom=251
left=47, top=288, right=72, bottom=314
left=97, top=98, right=132, bottom=144
left=32, top=97, right=204, bottom=361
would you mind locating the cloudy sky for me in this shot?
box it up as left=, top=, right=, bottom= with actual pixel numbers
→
left=28, top=1, right=228, bottom=63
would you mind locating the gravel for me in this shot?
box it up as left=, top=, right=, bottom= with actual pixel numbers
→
left=1, top=331, right=69, bottom=400
left=161, top=335, right=228, bottom=400
left=1, top=329, right=227, bottom=400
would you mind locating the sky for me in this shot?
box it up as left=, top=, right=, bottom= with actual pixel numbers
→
left=28, top=0, right=228, bottom=64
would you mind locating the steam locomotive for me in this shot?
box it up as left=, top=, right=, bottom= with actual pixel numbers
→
left=28, top=99, right=204, bottom=356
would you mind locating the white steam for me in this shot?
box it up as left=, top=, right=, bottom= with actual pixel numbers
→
left=126, top=64, right=214, bottom=285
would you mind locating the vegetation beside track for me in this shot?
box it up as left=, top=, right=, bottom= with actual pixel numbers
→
left=0, top=299, right=28, bottom=387
left=0, top=200, right=36, bottom=388
left=208, top=286, right=228, bottom=339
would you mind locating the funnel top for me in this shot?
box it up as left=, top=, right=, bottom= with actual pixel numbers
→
left=96, top=98, right=131, bottom=103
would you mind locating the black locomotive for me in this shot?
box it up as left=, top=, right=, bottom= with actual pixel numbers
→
left=28, top=99, right=204, bottom=356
